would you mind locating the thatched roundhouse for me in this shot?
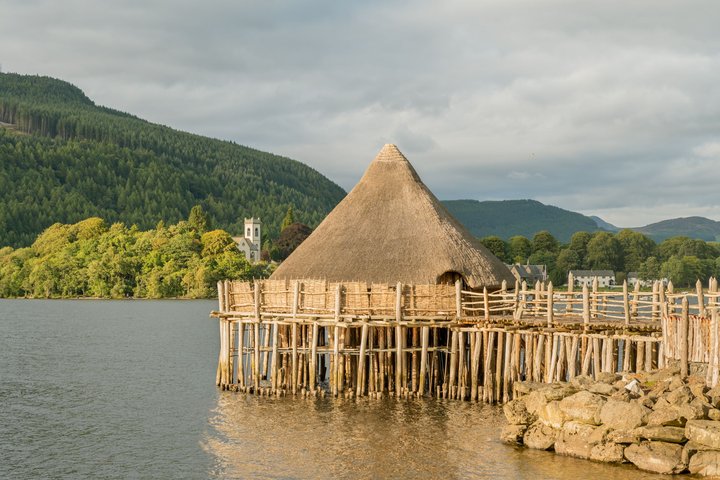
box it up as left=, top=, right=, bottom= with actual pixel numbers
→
left=271, top=144, right=515, bottom=290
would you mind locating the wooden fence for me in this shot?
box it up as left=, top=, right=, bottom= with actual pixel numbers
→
left=211, top=277, right=720, bottom=402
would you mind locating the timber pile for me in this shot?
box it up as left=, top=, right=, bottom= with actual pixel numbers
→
left=210, top=276, right=720, bottom=401
left=502, top=369, right=720, bottom=476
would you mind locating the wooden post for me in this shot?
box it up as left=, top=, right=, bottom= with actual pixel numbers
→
left=521, top=281, right=528, bottom=313
left=547, top=282, right=554, bottom=327
left=459, top=331, right=466, bottom=399
left=631, top=279, right=641, bottom=316
left=357, top=322, right=368, bottom=397
left=623, top=280, right=631, bottom=326
left=310, top=322, right=319, bottom=392
left=270, top=322, right=279, bottom=392
left=455, top=279, right=462, bottom=319
left=483, top=287, right=490, bottom=321
left=419, top=326, right=429, bottom=396
left=582, top=284, right=590, bottom=329
left=471, top=330, right=482, bottom=401
left=291, top=322, right=298, bottom=394
left=592, top=277, right=599, bottom=318
left=697, top=279, right=706, bottom=318
left=567, top=272, right=574, bottom=314
left=712, top=286, right=720, bottom=387
left=681, top=297, right=689, bottom=378
left=495, top=331, right=504, bottom=402
left=449, top=330, right=458, bottom=398
left=332, top=325, right=340, bottom=396
left=253, top=280, right=261, bottom=392
left=395, top=282, right=403, bottom=396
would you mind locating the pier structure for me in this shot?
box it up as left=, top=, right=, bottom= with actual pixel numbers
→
left=212, top=276, right=720, bottom=403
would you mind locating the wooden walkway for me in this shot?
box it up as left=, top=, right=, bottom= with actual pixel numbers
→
left=211, top=278, right=720, bottom=402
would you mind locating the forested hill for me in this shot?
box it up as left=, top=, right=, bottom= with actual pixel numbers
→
left=442, top=199, right=603, bottom=242
left=0, top=73, right=346, bottom=247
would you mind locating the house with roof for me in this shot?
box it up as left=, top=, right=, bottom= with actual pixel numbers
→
left=570, top=270, right=616, bottom=288
left=232, top=217, right=262, bottom=263
left=507, top=264, right=547, bottom=284
left=271, top=144, right=515, bottom=290
left=627, top=272, right=668, bottom=288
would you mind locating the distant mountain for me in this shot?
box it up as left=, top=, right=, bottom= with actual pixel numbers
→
left=442, top=199, right=601, bottom=242
left=633, top=217, right=720, bottom=242
left=0, top=73, right=346, bottom=247
left=590, top=215, right=619, bottom=232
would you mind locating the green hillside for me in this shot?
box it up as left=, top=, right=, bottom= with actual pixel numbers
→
left=442, top=199, right=602, bottom=242
left=0, top=73, right=346, bottom=247
left=634, top=217, right=720, bottom=242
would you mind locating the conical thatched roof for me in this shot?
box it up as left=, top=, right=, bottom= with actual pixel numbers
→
left=271, top=144, right=515, bottom=289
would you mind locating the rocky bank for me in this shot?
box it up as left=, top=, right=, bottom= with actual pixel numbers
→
left=502, top=368, right=720, bottom=475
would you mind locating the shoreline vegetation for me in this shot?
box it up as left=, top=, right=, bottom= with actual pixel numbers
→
left=0, top=209, right=270, bottom=299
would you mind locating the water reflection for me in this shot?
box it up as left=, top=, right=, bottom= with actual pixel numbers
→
left=203, top=395, right=668, bottom=479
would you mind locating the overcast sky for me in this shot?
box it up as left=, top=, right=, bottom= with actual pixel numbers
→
left=2, top=0, right=719, bottom=227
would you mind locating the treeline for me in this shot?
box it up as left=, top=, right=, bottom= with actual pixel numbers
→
left=0, top=210, right=268, bottom=299
left=480, top=230, right=720, bottom=288
left=0, top=73, right=345, bottom=247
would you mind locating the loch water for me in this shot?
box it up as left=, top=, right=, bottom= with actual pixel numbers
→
left=1, top=299, right=668, bottom=479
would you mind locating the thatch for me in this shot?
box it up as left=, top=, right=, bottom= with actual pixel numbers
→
left=270, top=144, right=515, bottom=289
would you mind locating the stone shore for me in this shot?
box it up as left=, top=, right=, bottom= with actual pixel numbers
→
left=502, top=368, right=720, bottom=475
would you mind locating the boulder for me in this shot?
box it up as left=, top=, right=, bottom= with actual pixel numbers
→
left=554, top=422, right=597, bottom=459
left=647, top=407, right=685, bottom=427
left=689, top=450, right=720, bottom=476
left=708, top=408, right=720, bottom=421
left=538, top=400, right=566, bottom=429
left=665, top=386, right=692, bottom=406
left=587, top=382, right=615, bottom=396
left=689, top=381, right=709, bottom=401
left=600, top=399, right=648, bottom=430
left=590, top=442, right=625, bottom=463
left=523, top=421, right=558, bottom=450
left=632, top=425, right=686, bottom=443
left=607, top=430, right=640, bottom=444
left=524, top=385, right=577, bottom=415
left=653, top=397, right=672, bottom=411
left=503, top=398, right=535, bottom=425
left=559, top=391, right=605, bottom=425
left=682, top=440, right=716, bottom=465
left=500, top=424, right=527, bottom=445
left=667, top=376, right=685, bottom=391
left=570, top=375, right=594, bottom=390
left=596, top=372, right=621, bottom=384
left=686, top=420, right=720, bottom=449
left=624, top=441, right=686, bottom=474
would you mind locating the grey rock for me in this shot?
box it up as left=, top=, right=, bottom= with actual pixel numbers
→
left=554, top=421, right=597, bottom=459
left=503, top=398, right=536, bottom=425
left=500, top=424, right=527, bottom=445
left=590, top=442, right=625, bottom=463
left=647, top=407, right=685, bottom=427
left=523, top=421, right=558, bottom=450
left=559, top=391, right=606, bottom=425
left=632, top=425, right=687, bottom=443
left=624, top=441, right=686, bottom=474
left=686, top=420, right=720, bottom=449
left=538, top=400, right=566, bottom=429
left=600, top=399, right=649, bottom=430
left=588, top=382, right=615, bottom=396
left=689, top=450, right=720, bottom=476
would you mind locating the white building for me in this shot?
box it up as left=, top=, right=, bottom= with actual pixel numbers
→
left=570, top=270, right=616, bottom=288
left=232, top=217, right=262, bottom=263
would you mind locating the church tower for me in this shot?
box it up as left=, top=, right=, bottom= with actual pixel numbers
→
left=244, top=217, right=262, bottom=250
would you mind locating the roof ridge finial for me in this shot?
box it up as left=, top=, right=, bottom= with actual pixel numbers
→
left=374, top=143, right=407, bottom=163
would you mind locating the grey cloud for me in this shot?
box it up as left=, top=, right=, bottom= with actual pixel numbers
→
left=2, top=0, right=720, bottom=227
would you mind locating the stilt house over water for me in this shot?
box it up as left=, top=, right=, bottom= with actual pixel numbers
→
left=270, top=144, right=514, bottom=290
